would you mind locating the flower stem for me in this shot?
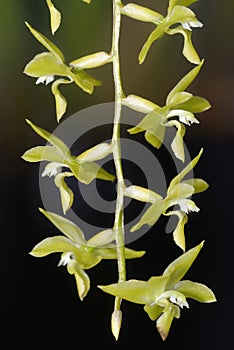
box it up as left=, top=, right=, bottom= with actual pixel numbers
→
left=111, top=0, right=126, bottom=337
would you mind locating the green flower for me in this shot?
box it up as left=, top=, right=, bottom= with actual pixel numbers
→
left=124, top=62, right=211, bottom=162
left=22, top=119, right=115, bottom=214
left=30, top=208, right=145, bottom=300
left=24, top=22, right=101, bottom=121
left=99, top=241, right=216, bottom=341
left=137, top=0, right=203, bottom=64
left=124, top=149, right=208, bottom=251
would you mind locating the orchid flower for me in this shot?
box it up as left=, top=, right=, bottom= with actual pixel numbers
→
left=99, top=241, right=216, bottom=340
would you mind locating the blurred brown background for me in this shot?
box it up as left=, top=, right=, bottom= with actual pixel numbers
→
left=1, top=0, right=233, bottom=348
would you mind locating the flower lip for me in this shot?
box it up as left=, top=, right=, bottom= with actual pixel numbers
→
left=36, top=75, right=55, bottom=85
left=58, top=252, right=74, bottom=266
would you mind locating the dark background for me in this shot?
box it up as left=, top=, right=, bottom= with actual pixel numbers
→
left=1, top=0, right=232, bottom=348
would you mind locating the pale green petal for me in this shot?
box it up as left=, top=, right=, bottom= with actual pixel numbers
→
left=75, top=250, right=102, bottom=269
left=25, top=119, right=71, bottom=158
left=156, top=305, right=179, bottom=341
left=148, top=275, right=171, bottom=297
left=24, top=52, right=68, bottom=78
left=46, top=0, right=61, bottom=34
left=181, top=178, right=209, bottom=193
left=163, top=241, right=204, bottom=289
left=70, top=70, right=102, bottom=94
left=124, top=185, right=163, bottom=204
left=25, top=22, right=64, bottom=62
left=167, top=91, right=192, bottom=107
left=144, top=304, right=163, bottom=321
left=128, top=110, right=165, bottom=147
left=70, top=51, right=112, bottom=70
left=130, top=199, right=164, bottom=232
left=168, top=0, right=198, bottom=14
left=174, top=280, right=217, bottom=303
left=51, top=78, right=72, bottom=122
left=54, top=172, right=74, bottom=214
left=87, top=229, right=115, bottom=247
left=166, top=6, right=197, bottom=28
left=82, top=0, right=92, bottom=3
left=145, top=124, right=166, bottom=149
left=39, top=208, right=86, bottom=244
left=174, top=96, right=211, bottom=113
left=99, top=280, right=156, bottom=305
left=21, top=145, right=65, bottom=163
left=164, top=210, right=188, bottom=251
left=73, top=161, right=115, bottom=184
left=96, top=247, right=145, bottom=260
left=121, top=3, right=163, bottom=23
left=166, top=61, right=204, bottom=105
left=29, top=235, right=76, bottom=257
left=164, top=120, right=186, bottom=161
left=167, top=149, right=203, bottom=193
left=77, top=143, right=113, bottom=162
left=165, top=182, right=194, bottom=208
left=138, top=24, right=166, bottom=64
left=167, top=26, right=201, bottom=64
left=67, top=259, right=90, bottom=300
left=123, top=94, right=159, bottom=114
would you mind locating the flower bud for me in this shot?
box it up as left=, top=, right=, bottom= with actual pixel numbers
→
left=111, top=310, right=122, bottom=341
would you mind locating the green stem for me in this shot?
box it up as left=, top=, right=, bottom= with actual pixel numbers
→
left=111, top=0, right=126, bottom=311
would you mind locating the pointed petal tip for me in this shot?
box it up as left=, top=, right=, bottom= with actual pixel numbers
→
left=157, top=326, right=167, bottom=341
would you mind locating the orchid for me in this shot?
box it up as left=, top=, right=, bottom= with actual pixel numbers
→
left=99, top=241, right=216, bottom=340
left=124, top=61, right=211, bottom=162
left=124, top=0, right=203, bottom=64
left=30, top=208, right=145, bottom=300
left=23, top=22, right=102, bottom=121
left=22, top=119, right=115, bottom=213
left=124, top=149, right=208, bottom=251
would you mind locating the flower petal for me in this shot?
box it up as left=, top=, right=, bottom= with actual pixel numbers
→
left=25, top=22, right=64, bottom=62
left=87, top=229, right=115, bottom=247
left=156, top=304, right=179, bottom=341
left=54, top=172, right=74, bottom=214
left=39, top=208, right=86, bottom=244
left=167, top=26, right=201, bottom=64
left=138, top=24, right=166, bottom=64
left=70, top=51, right=112, bottom=69
left=24, top=119, right=71, bottom=158
left=24, top=52, right=68, bottom=78
left=130, top=199, right=164, bottom=232
left=99, top=279, right=156, bottom=305
left=121, top=3, right=163, bottom=23
left=165, top=210, right=188, bottom=251
left=163, top=241, right=204, bottom=289
left=51, top=78, right=72, bottom=122
left=67, top=259, right=90, bottom=300
left=46, top=0, right=61, bottom=34
left=167, top=148, right=203, bottom=194
left=77, top=143, right=113, bottom=162
left=181, top=178, right=209, bottom=194
left=29, top=235, right=76, bottom=257
left=164, top=120, right=186, bottom=161
left=124, top=185, right=163, bottom=204
left=166, top=61, right=204, bottom=105
left=174, top=280, right=217, bottom=303
left=21, top=145, right=65, bottom=163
